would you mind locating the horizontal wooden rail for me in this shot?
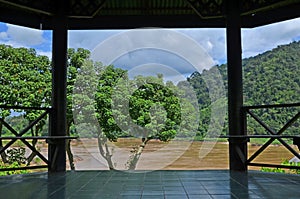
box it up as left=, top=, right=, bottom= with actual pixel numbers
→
left=0, top=136, right=78, bottom=140
left=220, top=135, right=300, bottom=138
left=0, top=105, right=51, bottom=111
left=243, top=102, right=300, bottom=110
left=248, top=162, right=300, bottom=170
left=0, top=165, right=48, bottom=172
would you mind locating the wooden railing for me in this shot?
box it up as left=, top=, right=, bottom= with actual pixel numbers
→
left=0, top=106, right=76, bottom=171
left=223, top=102, right=300, bottom=170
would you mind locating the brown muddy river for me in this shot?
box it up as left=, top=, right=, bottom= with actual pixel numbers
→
left=69, top=138, right=299, bottom=171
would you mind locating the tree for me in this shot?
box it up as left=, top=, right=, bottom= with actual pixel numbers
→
left=94, top=65, right=198, bottom=170
left=66, top=48, right=91, bottom=170
left=0, top=44, right=51, bottom=164
left=0, top=45, right=95, bottom=169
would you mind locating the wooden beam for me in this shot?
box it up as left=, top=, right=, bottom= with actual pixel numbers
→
left=0, top=1, right=300, bottom=30
left=0, top=0, right=52, bottom=15
left=0, top=7, right=52, bottom=29
left=241, top=3, right=300, bottom=28
left=67, top=15, right=226, bottom=29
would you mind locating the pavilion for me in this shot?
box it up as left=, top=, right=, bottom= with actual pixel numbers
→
left=0, top=0, right=300, bottom=198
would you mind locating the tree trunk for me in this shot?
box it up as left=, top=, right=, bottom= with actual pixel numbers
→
left=127, top=137, right=149, bottom=170
left=66, top=123, right=75, bottom=170
left=97, top=133, right=115, bottom=170
left=0, top=121, right=8, bottom=163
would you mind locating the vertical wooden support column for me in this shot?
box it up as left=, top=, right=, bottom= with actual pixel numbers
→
left=226, top=0, right=247, bottom=171
left=49, top=9, right=68, bottom=172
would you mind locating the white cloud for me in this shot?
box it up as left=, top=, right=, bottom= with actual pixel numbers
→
left=90, top=29, right=215, bottom=75
left=0, top=31, right=8, bottom=40
left=36, top=49, right=52, bottom=59
left=6, top=24, right=44, bottom=46
left=0, top=23, right=52, bottom=57
left=178, top=28, right=226, bottom=65
left=127, top=63, right=188, bottom=84
left=68, top=30, right=121, bottom=50
left=68, top=29, right=225, bottom=66
left=242, top=17, right=300, bottom=58
left=67, top=17, right=300, bottom=67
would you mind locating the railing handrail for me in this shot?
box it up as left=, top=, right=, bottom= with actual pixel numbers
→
left=0, top=136, right=78, bottom=139
left=243, top=102, right=300, bottom=110
left=221, top=135, right=300, bottom=138
left=0, top=105, right=52, bottom=111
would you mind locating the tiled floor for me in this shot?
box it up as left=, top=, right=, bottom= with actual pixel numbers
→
left=0, top=170, right=300, bottom=199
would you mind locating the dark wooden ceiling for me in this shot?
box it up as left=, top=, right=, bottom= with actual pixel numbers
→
left=0, top=0, right=300, bottom=29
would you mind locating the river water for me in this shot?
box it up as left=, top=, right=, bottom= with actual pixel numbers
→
left=69, top=138, right=299, bottom=171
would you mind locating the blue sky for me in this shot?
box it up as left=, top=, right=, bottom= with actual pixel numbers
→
left=0, top=17, right=300, bottom=77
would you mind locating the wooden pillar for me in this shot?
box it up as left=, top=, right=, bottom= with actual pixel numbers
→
left=49, top=4, right=68, bottom=172
left=226, top=0, right=247, bottom=171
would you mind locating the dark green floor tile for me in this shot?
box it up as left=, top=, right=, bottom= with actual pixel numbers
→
left=120, top=190, right=142, bottom=196
left=185, top=189, right=208, bottom=195
left=164, top=190, right=186, bottom=195
left=188, top=195, right=212, bottom=199
left=118, top=196, right=141, bottom=199
left=142, top=196, right=164, bottom=199
left=143, top=185, right=163, bottom=190
left=142, top=190, right=164, bottom=196
left=165, top=194, right=188, bottom=199
left=207, top=189, right=231, bottom=195
left=211, top=195, right=232, bottom=199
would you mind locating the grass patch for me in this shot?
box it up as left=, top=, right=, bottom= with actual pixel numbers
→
left=0, top=162, right=30, bottom=176
left=261, top=160, right=300, bottom=174
left=249, top=138, right=292, bottom=145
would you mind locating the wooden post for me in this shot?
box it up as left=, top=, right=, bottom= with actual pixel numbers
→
left=49, top=3, right=68, bottom=172
left=226, top=0, right=247, bottom=171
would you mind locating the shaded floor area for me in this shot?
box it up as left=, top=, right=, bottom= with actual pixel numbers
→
left=0, top=170, right=299, bottom=199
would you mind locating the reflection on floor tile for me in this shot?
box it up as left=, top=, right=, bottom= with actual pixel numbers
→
left=0, top=170, right=300, bottom=198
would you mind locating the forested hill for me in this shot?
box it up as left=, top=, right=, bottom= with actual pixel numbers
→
left=186, top=41, right=300, bottom=136
left=188, top=40, right=300, bottom=107
left=242, top=41, right=300, bottom=105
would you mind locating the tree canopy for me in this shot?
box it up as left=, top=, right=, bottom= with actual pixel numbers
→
left=93, top=65, right=198, bottom=169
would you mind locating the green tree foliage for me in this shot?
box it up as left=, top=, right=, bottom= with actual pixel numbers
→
left=242, top=41, right=300, bottom=135
left=95, top=65, right=198, bottom=170
left=0, top=45, right=89, bottom=169
left=0, top=45, right=51, bottom=108
left=66, top=48, right=91, bottom=169
left=187, top=41, right=300, bottom=137
left=0, top=44, right=51, bottom=163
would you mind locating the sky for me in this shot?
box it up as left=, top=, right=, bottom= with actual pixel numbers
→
left=0, top=17, right=300, bottom=79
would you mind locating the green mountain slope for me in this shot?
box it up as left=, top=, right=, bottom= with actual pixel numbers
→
left=243, top=41, right=300, bottom=105
left=187, top=41, right=300, bottom=137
